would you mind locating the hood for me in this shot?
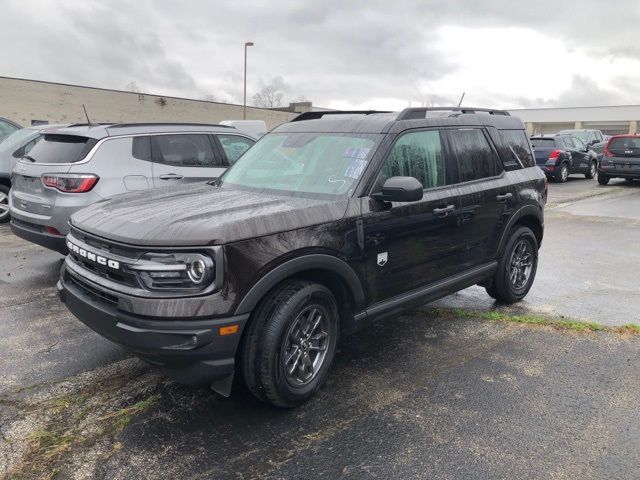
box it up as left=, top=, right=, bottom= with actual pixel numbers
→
left=70, top=183, right=350, bottom=246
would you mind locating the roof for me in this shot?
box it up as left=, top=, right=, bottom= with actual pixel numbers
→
left=40, top=122, right=236, bottom=139
left=276, top=108, right=525, bottom=134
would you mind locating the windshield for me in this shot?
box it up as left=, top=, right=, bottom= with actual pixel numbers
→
left=0, top=129, right=37, bottom=154
left=22, top=134, right=96, bottom=164
left=530, top=138, right=556, bottom=148
left=219, top=132, right=381, bottom=197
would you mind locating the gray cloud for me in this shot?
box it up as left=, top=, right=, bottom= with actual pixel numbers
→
left=1, top=0, right=639, bottom=108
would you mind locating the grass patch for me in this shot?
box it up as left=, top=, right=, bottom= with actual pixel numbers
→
left=7, top=388, right=160, bottom=479
left=426, top=308, right=638, bottom=335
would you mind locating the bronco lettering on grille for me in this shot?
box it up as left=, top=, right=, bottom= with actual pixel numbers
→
left=67, top=239, right=120, bottom=270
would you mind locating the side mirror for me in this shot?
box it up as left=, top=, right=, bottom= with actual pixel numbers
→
left=372, top=176, right=423, bottom=203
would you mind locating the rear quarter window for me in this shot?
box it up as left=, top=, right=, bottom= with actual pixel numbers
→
left=501, top=130, right=535, bottom=168
left=24, top=134, right=96, bottom=164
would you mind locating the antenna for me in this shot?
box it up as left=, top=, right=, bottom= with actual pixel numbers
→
left=82, top=104, right=93, bottom=125
left=457, top=92, right=465, bottom=108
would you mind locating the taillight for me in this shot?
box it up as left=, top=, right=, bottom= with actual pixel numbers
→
left=548, top=149, right=561, bottom=160
left=41, top=174, right=99, bottom=193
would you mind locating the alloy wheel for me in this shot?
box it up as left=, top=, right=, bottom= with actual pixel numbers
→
left=561, top=165, right=568, bottom=182
left=281, top=305, right=330, bottom=387
left=0, top=191, right=9, bottom=222
left=590, top=162, right=596, bottom=177
left=509, top=239, right=534, bottom=290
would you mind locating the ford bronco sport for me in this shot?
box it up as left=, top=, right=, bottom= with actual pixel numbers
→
left=58, top=108, right=546, bottom=407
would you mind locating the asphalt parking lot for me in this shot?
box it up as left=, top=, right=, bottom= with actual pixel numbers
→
left=2, top=176, right=640, bottom=479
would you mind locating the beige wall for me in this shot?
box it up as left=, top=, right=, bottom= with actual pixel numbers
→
left=0, top=77, right=296, bottom=130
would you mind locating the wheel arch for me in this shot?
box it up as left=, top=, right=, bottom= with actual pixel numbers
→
left=234, top=254, right=366, bottom=323
left=498, top=206, right=544, bottom=253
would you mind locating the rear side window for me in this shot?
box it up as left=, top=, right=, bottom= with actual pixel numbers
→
left=448, top=129, right=500, bottom=182
left=501, top=130, right=535, bottom=168
left=152, top=134, right=221, bottom=167
left=23, top=134, right=96, bottom=164
left=132, top=136, right=152, bottom=161
left=381, top=130, right=446, bottom=189
left=216, top=134, right=255, bottom=165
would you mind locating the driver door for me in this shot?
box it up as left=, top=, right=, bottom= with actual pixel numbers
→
left=361, top=129, right=468, bottom=304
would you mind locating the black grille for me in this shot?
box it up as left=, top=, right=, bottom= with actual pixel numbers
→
left=66, top=272, right=118, bottom=306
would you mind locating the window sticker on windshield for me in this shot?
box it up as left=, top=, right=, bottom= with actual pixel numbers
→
left=343, top=146, right=370, bottom=159
left=344, top=159, right=368, bottom=179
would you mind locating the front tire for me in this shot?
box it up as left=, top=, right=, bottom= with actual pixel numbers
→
left=240, top=280, right=338, bottom=408
left=485, top=226, right=538, bottom=304
left=0, top=184, right=10, bottom=224
left=585, top=161, right=597, bottom=179
left=598, top=174, right=610, bottom=185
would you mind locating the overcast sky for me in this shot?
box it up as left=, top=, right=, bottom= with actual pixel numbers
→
left=2, top=0, right=640, bottom=110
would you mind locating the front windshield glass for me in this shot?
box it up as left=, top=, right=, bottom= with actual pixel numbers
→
left=219, top=132, right=381, bottom=197
left=0, top=129, right=36, bottom=154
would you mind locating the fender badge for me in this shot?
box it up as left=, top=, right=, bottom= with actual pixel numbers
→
left=377, top=252, right=388, bottom=267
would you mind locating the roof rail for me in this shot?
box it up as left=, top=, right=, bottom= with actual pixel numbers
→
left=396, top=107, right=510, bottom=120
left=106, top=122, right=234, bottom=129
left=66, top=122, right=113, bottom=128
left=290, top=110, right=392, bottom=122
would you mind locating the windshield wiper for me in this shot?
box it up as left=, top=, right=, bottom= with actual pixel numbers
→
left=206, top=178, right=219, bottom=186
left=22, top=155, right=37, bottom=162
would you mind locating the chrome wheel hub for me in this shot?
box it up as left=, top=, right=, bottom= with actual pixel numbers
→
left=282, top=306, right=330, bottom=387
left=509, top=239, right=534, bottom=290
left=0, top=191, right=9, bottom=221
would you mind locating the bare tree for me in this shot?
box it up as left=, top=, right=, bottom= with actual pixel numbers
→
left=291, top=95, right=309, bottom=103
left=253, top=85, right=284, bottom=108
left=125, top=81, right=141, bottom=93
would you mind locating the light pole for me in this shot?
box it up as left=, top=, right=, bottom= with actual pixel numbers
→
left=243, top=41, right=254, bottom=119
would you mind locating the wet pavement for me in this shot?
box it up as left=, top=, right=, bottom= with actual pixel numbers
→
left=1, top=176, right=640, bottom=479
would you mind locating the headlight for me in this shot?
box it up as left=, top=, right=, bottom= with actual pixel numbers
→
left=129, top=252, right=215, bottom=291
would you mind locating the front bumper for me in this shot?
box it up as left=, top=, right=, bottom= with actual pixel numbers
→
left=58, top=265, right=249, bottom=386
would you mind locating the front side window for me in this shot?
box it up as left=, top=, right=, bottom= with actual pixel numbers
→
left=216, top=134, right=255, bottom=165
left=563, top=137, right=576, bottom=149
left=572, top=137, right=587, bottom=150
left=219, top=132, right=381, bottom=197
left=379, top=130, right=445, bottom=189
left=448, top=128, right=500, bottom=182
left=152, top=134, right=219, bottom=167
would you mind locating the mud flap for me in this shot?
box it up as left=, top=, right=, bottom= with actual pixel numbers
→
left=211, top=373, right=234, bottom=397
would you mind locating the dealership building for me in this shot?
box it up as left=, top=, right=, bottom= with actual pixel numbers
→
left=508, top=105, right=640, bottom=136
left=0, top=76, right=300, bottom=129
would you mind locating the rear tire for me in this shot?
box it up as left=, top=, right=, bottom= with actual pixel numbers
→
left=240, top=280, right=338, bottom=408
left=0, top=184, right=10, bottom=224
left=585, top=161, right=597, bottom=179
left=555, top=163, right=569, bottom=183
left=598, top=174, right=610, bottom=185
left=485, top=226, right=538, bottom=304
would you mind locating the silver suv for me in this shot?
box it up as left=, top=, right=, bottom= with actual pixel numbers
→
left=9, top=123, right=255, bottom=253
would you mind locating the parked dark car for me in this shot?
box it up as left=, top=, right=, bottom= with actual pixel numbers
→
left=58, top=107, right=546, bottom=407
left=531, top=134, right=598, bottom=182
left=598, top=134, right=640, bottom=185
left=558, top=128, right=605, bottom=160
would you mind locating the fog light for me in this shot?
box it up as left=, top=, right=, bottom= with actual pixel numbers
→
left=187, top=259, right=207, bottom=284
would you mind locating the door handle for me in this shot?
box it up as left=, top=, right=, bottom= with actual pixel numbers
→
left=159, top=174, right=184, bottom=180
left=432, top=205, right=456, bottom=217
left=496, top=193, right=513, bottom=202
